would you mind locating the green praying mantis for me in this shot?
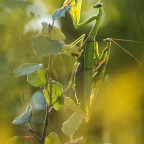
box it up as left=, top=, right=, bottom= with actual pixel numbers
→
left=60, top=0, right=142, bottom=121
left=63, top=0, right=111, bottom=121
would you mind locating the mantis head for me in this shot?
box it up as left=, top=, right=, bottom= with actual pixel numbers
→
left=93, top=2, right=103, bottom=8
left=103, top=38, right=111, bottom=42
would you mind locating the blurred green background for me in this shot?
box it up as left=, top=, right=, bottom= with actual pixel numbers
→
left=0, top=0, right=144, bottom=143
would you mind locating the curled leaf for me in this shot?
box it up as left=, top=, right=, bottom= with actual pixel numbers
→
left=52, top=4, right=70, bottom=21
left=12, top=105, right=32, bottom=125
left=61, top=112, right=84, bottom=137
left=13, top=63, right=43, bottom=78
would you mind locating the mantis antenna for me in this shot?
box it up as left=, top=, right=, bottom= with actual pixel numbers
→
left=111, top=38, right=140, bottom=43
left=104, top=38, right=143, bottom=65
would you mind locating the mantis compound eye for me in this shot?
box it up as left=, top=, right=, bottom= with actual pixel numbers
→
left=93, top=2, right=103, bottom=8
left=103, top=38, right=111, bottom=42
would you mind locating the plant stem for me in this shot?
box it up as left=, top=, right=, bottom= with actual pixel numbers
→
left=29, top=105, right=53, bottom=143
left=40, top=104, right=53, bottom=143
left=29, top=121, right=41, bottom=143
left=28, top=60, right=75, bottom=143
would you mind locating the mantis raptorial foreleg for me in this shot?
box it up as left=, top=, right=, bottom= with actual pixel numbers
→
left=68, top=34, right=85, bottom=47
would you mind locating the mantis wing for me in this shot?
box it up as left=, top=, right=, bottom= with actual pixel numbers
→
left=70, top=0, right=82, bottom=28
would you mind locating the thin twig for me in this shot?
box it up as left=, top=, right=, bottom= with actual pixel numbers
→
left=40, top=104, right=53, bottom=142
left=52, top=20, right=54, bottom=27
left=47, top=55, right=51, bottom=71
left=29, top=121, right=41, bottom=143
left=28, top=59, right=77, bottom=143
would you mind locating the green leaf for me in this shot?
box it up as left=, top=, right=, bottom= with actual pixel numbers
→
left=43, top=81, right=63, bottom=110
left=32, top=35, right=64, bottom=57
left=49, top=25, right=65, bottom=43
left=13, top=63, right=43, bottom=78
left=6, top=136, right=39, bottom=144
left=31, top=90, right=46, bottom=110
left=61, top=112, right=84, bottom=137
left=40, top=22, right=49, bottom=36
left=31, top=91, right=46, bottom=124
left=27, top=69, right=46, bottom=87
left=12, top=105, right=32, bottom=125
left=52, top=4, right=70, bottom=21
left=65, top=136, right=86, bottom=144
left=45, top=132, right=62, bottom=144
left=62, top=45, right=82, bottom=57
left=41, top=22, right=65, bottom=43
left=63, top=97, right=85, bottom=115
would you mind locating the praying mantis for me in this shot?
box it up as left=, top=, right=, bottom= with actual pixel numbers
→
left=61, top=0, right=142, bottom=121
left=68, top=0, right=110, bottom=120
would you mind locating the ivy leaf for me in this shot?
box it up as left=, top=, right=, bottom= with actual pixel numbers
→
left=40, top=23, right=65, bottom=43
left=43, top=81, right=63, bottom=110
left=45, top=132, right=62, bottom=144
left=63, top=97, right=85, bottom=115
left=61, top=112, right=84, bottom=137
left=32, top=35, right=64, bottom=57
left=27, top=69, right=46, bottom=87
left=31, top=90, right=46, bottom=110
left=13, top=63, right=43, bottom=78
left=52, top=4, right=70, bottom=21
left=65, top=136, right=86, bottom=144
left=12, top=105, right=32, bottom=125
left=62, top=45, right=82, bottom=57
